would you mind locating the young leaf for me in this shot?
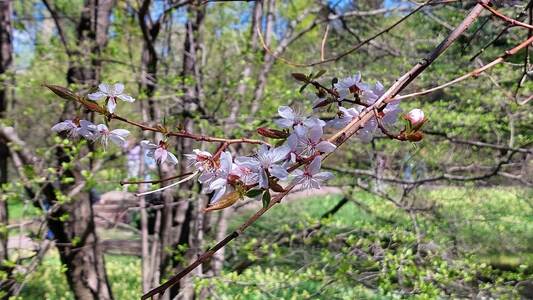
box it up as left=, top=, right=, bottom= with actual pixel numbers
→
left=313, top=69, right=326, bottom=79
left=291, top=73, right=309, bottom=82
left=245, top=189, right=263, bottom=198
left=299, top=83, right=310, bottom=93
left=262, top=190, right=271, bottom=208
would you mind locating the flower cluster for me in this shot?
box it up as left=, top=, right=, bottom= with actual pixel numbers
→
left=50, top=74, right=426, bottom=211
left=52, top=118, right=130, bottom=148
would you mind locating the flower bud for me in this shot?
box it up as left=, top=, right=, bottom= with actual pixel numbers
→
left=404, top=109, right=426, bottom=130
left=257, top=127, right=289, bottom=139
left=406, top=131, right=423, bottom=142
left=203, top=191, right=241, bottom=212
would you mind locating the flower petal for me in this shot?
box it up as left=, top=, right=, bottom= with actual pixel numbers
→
left=210, top=186, right=227, bottom=203
left=308, top=126, right=323, bottom=143
left=88, top=91, right=106, bottom=101
left=113, top=83, right=124, bottom=95
left=107, top=99, right=117, bottom=113
left=109, top=134, right=126, bottom=146
left=117, top=94, right=135, bottom=102
left=98, top=83, right=110, bottom=94
left=210, top=178, right=227, bottom=191
left=140, top=140, right=158, bottom=149
left=167, top=151, right=179, bottom=165
left=308, top=156, right=322, bottom=174
left=270, top=165, right=288, bottom=180
left=274, top=118, right=294, bottom=128
left=314, top=171, right=333, bottom=181
left=270, top=145, right=290, bottom=163
left=154, top=148, right=168, bottom=164
left=258, top=169, right=269, bottom=189
left=278, top=106, right=294, bottom=120
left=316, top=141, right=336, bottom=153
left=51, top=121, right=74, bottom=132
left=110, top=129, right=130, bottom=138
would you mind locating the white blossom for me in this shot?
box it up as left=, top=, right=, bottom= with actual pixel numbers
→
left=52, top=119, right=93, bottom=139
left=86, top=123, right=130, bottom=148
left=236, top=145, right=290, bottom=189
left=141, top=140, right=178, bottom=165
left=300, top=126, right=337, bottom=154
left=185, top=149, right=213, bottom=171
left=207, top=151, right=234, bottom=203
left=88, top=83, right=135, bottom=114
left=292, top=156, right=333, bottom=189
left=275, top=106, right=325, bottom=136
left=327, top=106, right=361, bottom=129
left=334, top=72, right=369, bottom=99
left=382, top=100, right=402, bottom=127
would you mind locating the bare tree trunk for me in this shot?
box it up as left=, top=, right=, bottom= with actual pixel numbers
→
left=0, top=1, right=12, bottom=298
left=164, top=3, right=207, bottom=299
left=0, top=0, right=12, bottom=263
left=227, top=0, right=262, bottom=128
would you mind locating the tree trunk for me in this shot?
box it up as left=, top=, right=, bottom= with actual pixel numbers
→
left=0, top=1, right=12, bottom=297
left=0, top=0, right=12, bottom=263
left=164, top=3, right=207, bottom=299
left=43, top=1, right=115, bottom=299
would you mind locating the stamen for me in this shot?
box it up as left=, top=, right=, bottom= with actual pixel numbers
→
left=135, top=171, right=198, bottom=197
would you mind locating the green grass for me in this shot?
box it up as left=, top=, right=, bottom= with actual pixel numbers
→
left=7, top=199, right=41, bottom=222
left=17, top=253, right=140, bottom=300
left=17, top=187, right=532, bottom=299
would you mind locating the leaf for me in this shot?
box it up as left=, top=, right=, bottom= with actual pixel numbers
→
left=291, top=73, right=309, bottom=82
left=313, top=69, right=326, bottom=79
left=245, top=189, right=263, bottom=198
left=299, top=83, right=310, bottom=93
left=262, top=190, right=271, bottom=208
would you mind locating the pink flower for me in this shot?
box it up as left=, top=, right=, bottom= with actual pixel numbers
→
left=88, top=83, right=135, bottom=114
left=141, top=140, right=178, bottom=165
left=292, top=156, right=333, bottom=190
left=405, top=109, right=425, bottom=127
left=52, top=119, right=94, bottom=139
left=185, top=149, right=213, bottom=171
left=88, top=124, right=130, bottom=148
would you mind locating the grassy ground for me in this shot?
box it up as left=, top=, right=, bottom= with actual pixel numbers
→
left=14, top=186, right=533, bottom=299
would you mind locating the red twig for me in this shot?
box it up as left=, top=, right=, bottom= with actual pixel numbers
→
left=480, top=2, right=533, bottom=30
left=394, top=35, right=533, bottom=101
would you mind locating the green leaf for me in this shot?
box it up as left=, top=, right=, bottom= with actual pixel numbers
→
left=245, top=189, right=263, bottom=198
left=313, top=69, right=326, bottom=79
left=262, top=190, right=271, bottom=208
left=299, top=83, right=310, bottom=93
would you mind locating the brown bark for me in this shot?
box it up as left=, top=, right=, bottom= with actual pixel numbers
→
left=0, top=0, right=12, bottom=263
left=0, top=1, right=12, bottom=298
left=159, top=3, right=207, bottom=299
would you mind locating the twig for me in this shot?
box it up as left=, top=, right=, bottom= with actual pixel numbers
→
left=394, top=35, right=533, bottom=101
left=480, top=2, right=533, bottom=30
left=120, top=172, right=194, bottom=185
left=257, top=0, right=434, bottom=67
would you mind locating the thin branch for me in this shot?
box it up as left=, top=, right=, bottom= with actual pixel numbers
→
left=394, top=35, right=533, bottom=101
left=480, top=2, right=533, bottom=30
left=256, top=0, right=434, bottom=67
